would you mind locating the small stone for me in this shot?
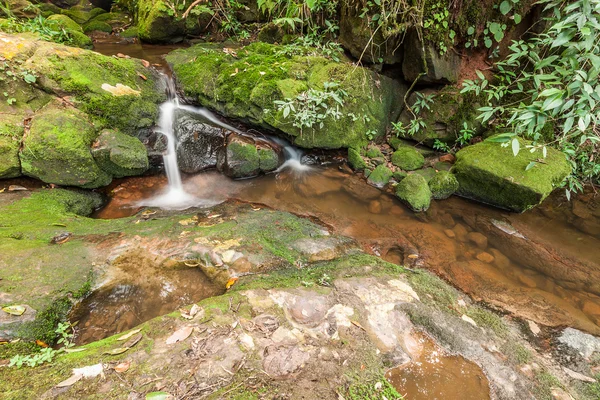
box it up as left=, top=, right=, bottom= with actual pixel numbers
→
left=390, top=205, right=404, bottom=215
left=461, top=314, right=477, bottom=327
left=369, top=200, right=382, bottom=214
left=582, top=300, right=600, bottom=317
left=563, top=367, right=596, bottom=383
left=551, top=388, right=574, bottom=400
left=7, top=185, right=28, bottom=191
left=467, top=232, right=488, bottom=249
left=439, top=154, right=456, bottom=163
left=528, top=320, right=541, bottom=336
left=458, top=299, right=467, bottom=307
left=440, top=213, right=455, bottom=227
left=453, top=223, right=468, bottom=241
left=476, top=252, right=495, bottom=264
left=517, top=273, right=538, bottom=288
left=489, top=248, right=511, bottom=269
left=444, top=229, right=456, bottom=238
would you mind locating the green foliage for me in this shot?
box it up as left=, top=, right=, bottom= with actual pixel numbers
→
left=461, top=0, right=600, bottom=197
left=9, top=322, right=75, bottom=368
left=0, top=14, right=72, bottom=44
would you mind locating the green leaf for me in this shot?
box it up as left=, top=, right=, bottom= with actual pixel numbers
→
left=467, top=26, right=475, bottom=35
left=511, top=138, right=520, bottom=156
left=146, top=393, right=172, bottom=400
left=513, top=13, right=522, bottom=24
left=499, top=1, right=512, bottom=15
left=525, top=161, right=537, bottom=171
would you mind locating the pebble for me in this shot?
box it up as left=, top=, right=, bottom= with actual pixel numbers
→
left=390, top=205, right=405, bottom=215
left=440, top=213, right=455, bottom=227
left=582, top=300, right=600, bottom=317
left=369, top=200, right=382, bottom=214
left=467, top=232, right=488, bottom=249
left=453, top=223, right=468, bottom=241
left=489, top=248, right=510, bottom=269
left=517, top=273, right=538, bottom=288
left=528, top=320, right=541, bottom=336
left=444, top=229, right=456, bottom=238
left=476, top=252, right=495, bottom=264
left=461, top=314, right=477, bottom=327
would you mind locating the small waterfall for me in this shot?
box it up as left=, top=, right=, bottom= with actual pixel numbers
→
left=272, top=137, right=313, bottom=173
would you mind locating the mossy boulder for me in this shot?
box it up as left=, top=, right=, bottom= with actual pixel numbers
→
left=453, top=136, right=572, bottom=212
left=19, top=36, right=164, bottom=135
left=82, top=19, right=112, bottom=33
left=0, top=116, right=23, bottom=178
left=365, top=146, right=384, bottom=159
left=166, top=42, right=404, bottom=150
left=367, top=165, right=393, bottom=188
left=393, top=170, right=407, bottom=182
left=46, top=14, right=93, bottom=48
left=414, top=167, right=437, bottom=183
left=258, top=23, right=284, bottom=44
left=20, top=105, right=111, bottom=188
left=6, top=0, right=40, bottom=19
left=397, top=87, right=482, bottom=148
left=258, top=145, right=280, bottom=172
left=88, top=12, right=131, bottom=30
left=91, top=129, right=149, bottom=178
left=60, top=7, right=100, bottom=24
left=391, top=146, right=425, bottom=171
left=429, top=171, right=459, bottom=199
left=348, top=147, right=366, bottom=170
left=218, top=135, right=260, bottom=179
left=135, top=0, right=212, bottom=42
left=395, top=174, right=432, bottom=212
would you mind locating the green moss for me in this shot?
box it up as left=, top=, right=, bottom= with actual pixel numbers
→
left=20, top=106, right=112, bottom=188
left=166, top=42, right=402, bottom=150
left=91, top=129, right=149, bottom=178
left=454, top=135, right=572, bottom=212
left=367, top=165, right=393, bottom=188
left=395, top=174, right=431, bottom=212
left=408, top=270, right=458, bottom=309
left=388, top=136, right=402, bottom=150
left=258, top=147, right=279, bottom=172
left=0, top=117, right=23, bottom=178
left=465, top=306, right=508, bottom=337
left=61, top=8, right=94, bottom=24
left=393, top=170, right=407, bottom=182
left=414, top=167, right=437, bottom=182
left=391, top=147, right=425, bottom=171
left=47, top=14, right=82, bottom=33
left=120, top=26, right=138, bottom=38
left=428, top=170, right=459, bottom=199
left=346, top=377, right=403, bottom=400
left=68, top=30, right=93, bottom=48
left=226, top=140, right=260, bottom=178
left=82, top=19, right=112, bottom=33
left=348, top=147, right=366, bottom=170
left=137, top=0, right=185, bottom=42
left=365, top=146, right=383, bottom=159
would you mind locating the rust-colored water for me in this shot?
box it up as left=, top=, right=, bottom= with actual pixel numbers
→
left=94, top=166, right=600, bottom=335
left=385, top=333, right=490, bottom=400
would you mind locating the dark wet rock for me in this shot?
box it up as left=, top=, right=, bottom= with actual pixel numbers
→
left=454, top=136, right=571, bottom=212
left=397, top=88, right=482, bottom=147
left=391, top=146, right=425, bottom=171
left=92, top=129, right=149, bottom=178
left=175, top=111, right=228, bottom=174
left=395, top=174, right=432, bottom=212
left=402, top=29, right=460, bottom=84
left=429, top=171, right=459, bottom=199
left=257, top=23, right=284, bottom=44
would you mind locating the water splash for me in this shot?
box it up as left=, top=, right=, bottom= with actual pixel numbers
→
left=272, top=137, right=313, bottom=173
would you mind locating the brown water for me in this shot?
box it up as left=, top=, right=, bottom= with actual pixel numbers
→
left=70, top=248, right=222, bottom=344
left=385, top=333, right=490, bottom=400
left=94, top=165, right=600, bottom=335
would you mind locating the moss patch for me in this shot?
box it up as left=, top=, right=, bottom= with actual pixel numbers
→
left=391, top=147, right=425, bottom=171
left=367, top=165, right=393, bottom=188
left=428, top=170, right=459, bottom=199
left=395, top=174, right=432, bottom=212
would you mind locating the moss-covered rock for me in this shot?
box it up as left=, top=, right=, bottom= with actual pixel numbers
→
left=397, top=87, right=482, bottom=148
left=395, top=173, right=432, bottom=212
left=166, top=42, right=404, bottom=149
left=453, top=136, right=571, bottom=212
left=258, top=23, right=284, bottom=44
left=46, top=14, right=93, bottom=48
left=20, top=105, right=111, bottom=188
left=60, top=7, right=98, bottom=24
left=348, top=147, right=366, bottom=170
left=414, top=167, right=437, bottom=183
left=366, top=146, right=384, bottom=159
left=393, top=170, right=407, bottom=182
left=20, top=36, right=164, bottom=135
left=258, top=146, right=280, bottom=172
left=82, top=19, right=112, bottom=33
left=391, top=146, right=425, bottom=171
left=6, top=0, right=40, bottom=19
left=367, top=165, right=393, bottom=188
left=137, top=0, right=185, bottom=42
left=218, top=135, right=260, bottom=179
left=91, top=129, right=149, bottom=178
left=429, top=170, right=459, bottom=199
left=0, top=116, right=23, bottom=178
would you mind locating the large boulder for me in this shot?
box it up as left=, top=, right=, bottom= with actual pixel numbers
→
left=91, top=129, right=149, bottom=178
left=453, top=136, right=571, bottom=212
left=397, top=87, right=482, bottom=147
left=0, top=115, right=23, bottom=179
left=175, top=110, right=229, bottom=174
left=166, top=42, right=404, bottom=149
left=20, top=105, right=111, bottom=188
left=135, top=0, right=213, bottom=42
left=402, top=29, right=460, bottom=84
left=46, top=14, right=93, bottom=48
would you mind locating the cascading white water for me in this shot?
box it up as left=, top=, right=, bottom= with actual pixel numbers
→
left=272, top=137, right=313, bottom=173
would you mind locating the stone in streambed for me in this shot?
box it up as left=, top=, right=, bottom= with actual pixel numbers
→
left=395, top=174, right=431, bottom=212
left=429, top=171, right=459, bottom=200
left=391, top=146, right=424, bottom=171
left=467, top=232, right=488, bottom=249
left=367, top=165, right=393, bottom=188
left=91, top=129, right=149, bottom=178
left=454, top=136, right=571, bottom=212
left=348, top=147, right=366, bottom=171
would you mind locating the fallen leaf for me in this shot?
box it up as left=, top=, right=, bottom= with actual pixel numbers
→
left=50, top=223, right=67, bottom=227
left=183, top=261, right=200, bottom=267
left=74, top=363, right=104, bottom=378
left=137, top=73, right=148, bottom=81
left=0, top=188, right=5, bottom=193
left=117, top=328, right=142, bottom=341
left=104, top=347, right=130, bottom=355
left=2, top=305, right=25, bottom=316
left=56, top=373, right=83, bottom=388
left=123, top=333, right=143, bottom=348
left=36, top=340, right=49, bottom=348
left=64, top=348, right=86, bottom=353
left=407, top=254, right=419, bottom=259
left=141, top=59, right=150, bottom=68
left=259, top=71, right=266, bottom=75
left=180, top=304, right=202, bottom=320
left=166, top=326, right=193, bottom=345
left=114, top=361, right=130, bottom=373
left=8, top=185, right=27, bottom=191
left=178, top=218, right=197, bottom=226
left=226, top=277, right=238, bottom=289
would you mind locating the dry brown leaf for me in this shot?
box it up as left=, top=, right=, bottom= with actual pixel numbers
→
left=114, top=361, right=131, bottom=373
left=104, top=347, right=130, bottom=356
left=166, top=326, right=193, bottom=345
left=141, top=59, right=150, bottom=68
left=56, top=373, right=82, bottom=388
left=123, top=333, right=143, bottom=348
left=36, top=340, right=49, bottom=348
left=117, top=328, right=142, bottom=341
left=137, top=73, right=148, bottom=81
